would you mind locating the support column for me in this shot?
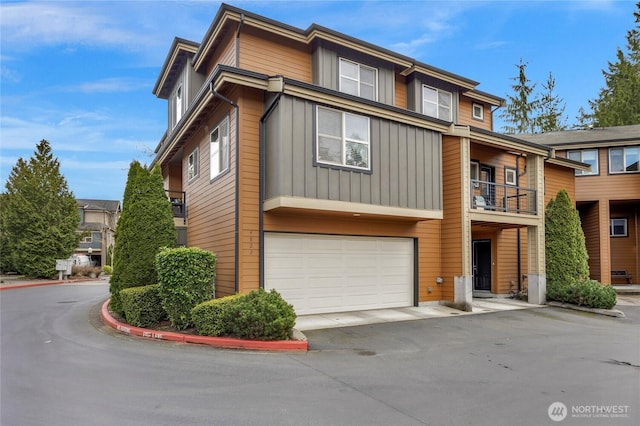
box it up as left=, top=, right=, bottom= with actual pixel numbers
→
left=599, top=199, right=612, bottom=284
left=454, top=135, right=473, bottom=311
left=527, top=154, right=546, bottom=304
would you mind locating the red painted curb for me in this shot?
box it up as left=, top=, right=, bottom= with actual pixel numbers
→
left=100, top=299, right=308, bottom=352
left=0, top=278, right=100, bottom=291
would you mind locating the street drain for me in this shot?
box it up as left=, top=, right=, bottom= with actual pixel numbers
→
left=57, top=300, right=77, bottom=304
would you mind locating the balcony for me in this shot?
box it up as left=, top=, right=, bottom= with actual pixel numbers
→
left=166, top=190, right=186, bottom=218
left=470, top=180, right=537, bottom=215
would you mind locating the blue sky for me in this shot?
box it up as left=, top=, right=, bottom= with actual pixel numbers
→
left=0, top=0, right=636, bottom=202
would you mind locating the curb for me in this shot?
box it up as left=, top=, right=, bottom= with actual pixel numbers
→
left=100, top=300, right=308, bottom=352
left=547, top=301, right=626, bottom=318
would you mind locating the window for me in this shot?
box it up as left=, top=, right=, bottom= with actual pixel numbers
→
left=174, top=85, right=183, bottom=127
left=505, top=167, right=517, bottom=186
left=187, top=147, right=199, bottom=181
left=609, top=147, right=639, bottom=174
left=567, top=149, right=598, bottom=175
left=422, top=85, right=452, bottom=121
left=210, top=116, right=229, bottom=179
left=472, top=103, right=484, bottom=120
left=316, top=106, right=370, bottom=170
left=339, top=58, right=377, bottom=101
left=82, top=235, right=93, bottom=244
left=470, top=161, right=480, bottom=186
left=610, top=218, right=628, bottom=237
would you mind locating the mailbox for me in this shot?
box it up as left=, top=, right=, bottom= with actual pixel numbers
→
left=56, top=259, right=73, bottom=279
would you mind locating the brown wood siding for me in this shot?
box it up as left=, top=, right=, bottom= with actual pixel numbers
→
left=610, top=203, right=639, bottom=284
left=239, top=26, right=311, bottom=82
left=470, top=143, right=528, bottom=188
left=181, top=102, right=237, bottom=298
left=204, top=28, right=237, bottom=77
left=395, top=73, right=407, bottom=110
left=578, top=202, right=602, bottom=282
left=440, top=136, right=464, bottom=301
left=458, top=96, right=492, bottom=131
left=544, top=163, right=576, bottom=206
left=236, top=87, right=263, bottom=294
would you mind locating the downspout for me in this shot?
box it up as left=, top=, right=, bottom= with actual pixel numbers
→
left=235, top=14, right=244, bottom=67
left=210, top=83, right=240, bottom=293
left=258, top=78, right=285, bottom=289
left=516, top=154, right=525, bottom=293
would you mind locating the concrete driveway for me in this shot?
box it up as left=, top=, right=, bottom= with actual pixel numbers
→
left=1, top=282, right=638, bottom=426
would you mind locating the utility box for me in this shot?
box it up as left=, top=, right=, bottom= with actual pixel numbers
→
left=56, top=259, right=73, bottom=280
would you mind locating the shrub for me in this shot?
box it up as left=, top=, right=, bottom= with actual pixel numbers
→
left=72, top=265, right=101, bottom=277
left=119, top=284, right=166, bottom=328
left=191, top=294, right=246, bottom=336
left=572, top=280, right=617, bottom=310
left=223, top=289, right=296, bottom=341
left=102, top=265, right=112, bottom=275
left=156, top=247, right=216, bottom=330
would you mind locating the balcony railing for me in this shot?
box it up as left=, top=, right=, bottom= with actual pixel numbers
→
left=166, top=190, right=186, bottom=218
left=470, top=180, right=537, bottom=215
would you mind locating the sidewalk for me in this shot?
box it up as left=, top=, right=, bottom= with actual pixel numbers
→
left=0, top=275, right=108, bottom=290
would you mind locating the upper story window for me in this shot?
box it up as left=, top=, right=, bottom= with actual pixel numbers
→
left=609, top=146, right=639, bottom=174
left=210, top=116, right=229, bottom=180
left=187, top=147, right=199, bottom=182
left=82, top=234, right=93, bottom=243
left=339, top=58, right=377, bottom=101
left=567, top=149, right=598, bottom=175
left=174, top=85, right=183, bottom=127
left=316, top=106, right=370, bottom=170
left=472, top=103, right=484, bottom=121
left=422, top=85, right=452, bottom=121
left=610, top=218, right=628, bottom=237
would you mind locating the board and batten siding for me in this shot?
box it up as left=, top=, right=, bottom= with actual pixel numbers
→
left=312, top=41, right=395, bottom=106
left=264, top=95, right=442, bottom=211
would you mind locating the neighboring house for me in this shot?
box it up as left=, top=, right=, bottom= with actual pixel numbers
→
left=151, top=4, right=584, bottom=315
left=76, top=199, right=121, bottom=268
left=520, top=125, right=640, bottom=286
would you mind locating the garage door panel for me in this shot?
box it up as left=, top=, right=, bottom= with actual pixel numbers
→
left=265, top=233, right=413, bottom=315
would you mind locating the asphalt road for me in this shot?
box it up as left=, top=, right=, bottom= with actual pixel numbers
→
left=1, top=282, right=638, bottom=426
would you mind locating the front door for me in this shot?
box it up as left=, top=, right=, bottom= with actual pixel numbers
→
left=473, top=240, right=492, bottom=291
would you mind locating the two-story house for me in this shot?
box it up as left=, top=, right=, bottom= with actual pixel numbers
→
left=521, top=125, right=640, bottom=286
left=76, top=199, right=121, bottom=268
left=151, top=3, right=584, bottom=315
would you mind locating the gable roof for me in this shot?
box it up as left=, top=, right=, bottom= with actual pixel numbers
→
left=77, top=199, right=121, bottom=213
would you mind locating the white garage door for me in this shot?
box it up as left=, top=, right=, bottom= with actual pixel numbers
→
left=264, top=233, right=414, bottom=315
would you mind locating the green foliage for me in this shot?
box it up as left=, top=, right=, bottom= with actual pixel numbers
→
left=223, top=289, right=296, bottom=341
left=120, top=284, right=167, bottom=328
left=535, top=72, right=567, bottom=132
left=156, top=247, right=216, bottom=330
left=589, top=3, right=640, bottom=127
left=0, top=140, right=80, bottom=277
left=102, top=265, right=113, bottom=275
left=545, top=190, right=589, bottom=290
left=548, top=280, right=617, bottom=310
left=109, top=162, right=177, bottom=314
left=191, top=294, right=246, bottom=336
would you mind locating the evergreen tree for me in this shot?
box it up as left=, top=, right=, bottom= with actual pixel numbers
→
left=535, top=72, right=567, bottom=132
left=500, top=59, right=539, bottom=134
left=109, top=161, right=176, bottom=314
left=589, top=2, right=640, bottom=126
left=0, top=140, right=80, bottom=277
left=545, top=190, right=589, bottom=292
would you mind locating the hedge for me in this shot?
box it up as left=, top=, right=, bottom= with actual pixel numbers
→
left=547, top=279, right=617, bottom=310
left=156, top=247, right=216, bottom=330
left=119, top=284, right=166, bottom=328
left=191, top=294, right=246, bottom=337
left=191, top=289, right=296, bottom=340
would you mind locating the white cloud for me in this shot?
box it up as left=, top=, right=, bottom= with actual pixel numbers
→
left=60, top=77, right=151, bottom=94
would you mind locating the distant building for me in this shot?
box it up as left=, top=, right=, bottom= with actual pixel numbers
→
left=76, top=199, right=121, bottom=268
left=520, top=125, right=640, bottom=285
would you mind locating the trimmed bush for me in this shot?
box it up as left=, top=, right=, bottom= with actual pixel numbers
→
left=119, top=284, right=166, bottom=328
left=191, top=294, right=246, bottom=336
left=156, top=247, right=216, bottom=330
left=102, top=265, right=112, bottom=275
left=224, top=289, right=296, bottom=341
left=573, top=280, right=617, bottom=310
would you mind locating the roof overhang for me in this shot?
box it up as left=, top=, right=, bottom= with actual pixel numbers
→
left=153, top=38, right=200, bottom=98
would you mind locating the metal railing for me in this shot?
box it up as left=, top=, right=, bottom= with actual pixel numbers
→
left=166, top=190, right=186, bottom=218
left=470, top=180, right=537, bottom=215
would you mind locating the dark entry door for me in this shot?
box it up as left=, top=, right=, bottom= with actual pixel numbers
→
left=473, top=240, right=492, bottom=291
